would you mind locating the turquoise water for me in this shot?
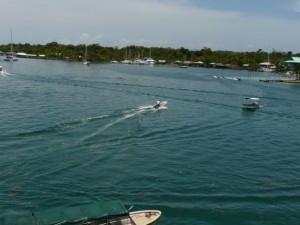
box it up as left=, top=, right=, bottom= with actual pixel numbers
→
left=0, top=59, right=299, bottom=225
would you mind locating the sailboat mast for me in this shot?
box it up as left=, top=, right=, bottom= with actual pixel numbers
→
left=10, top=29, right=13, bottom=53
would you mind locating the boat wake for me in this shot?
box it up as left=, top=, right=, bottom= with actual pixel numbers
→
left=14, top=115, right=109, bottom=137
left=214, top=75, right=241, bottom=81
left=11, top=102, right=168, bottom=143
left=138, top=101, right=168, bottom=111
left=0, top=70, right=10, bottom=76
left=81, top=102, right=168, bottom=141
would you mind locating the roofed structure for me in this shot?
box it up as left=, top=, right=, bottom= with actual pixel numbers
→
left=285, top=57, right=300, bottom=70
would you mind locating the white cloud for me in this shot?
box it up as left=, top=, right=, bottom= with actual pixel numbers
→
left=79, top=33, right=90, bottom=41
left=60, top=38, right=71, bottom=45
left=95, top=34, right=103, bottom=40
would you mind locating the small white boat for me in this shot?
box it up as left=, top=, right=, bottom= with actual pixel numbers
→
left=121, top=60, right=133, bottom=64
left=83, top=59, right=91, bottom=66
left=143, top=57, right=155, bottom=65
left=32, top=200, right=161, bottom=225
left=153, top=100, right=168, bottom=109
left=242, top=97, right=260, bottom=110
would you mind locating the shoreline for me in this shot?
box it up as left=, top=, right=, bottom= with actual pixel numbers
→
left=259, top=79, right=300, bottom=83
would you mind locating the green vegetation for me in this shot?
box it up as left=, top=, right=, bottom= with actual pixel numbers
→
left=0, top=42, right=297, bottom=72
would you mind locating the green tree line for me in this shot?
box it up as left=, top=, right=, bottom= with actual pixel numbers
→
left=0, top=42, right=297, bottom=72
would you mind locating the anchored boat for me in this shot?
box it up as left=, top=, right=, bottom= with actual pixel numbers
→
left=32, top=200, right=161, bottom=225
left=4, top=29, right=18, bottom=62
left=83, top=45, right=91, bottom=66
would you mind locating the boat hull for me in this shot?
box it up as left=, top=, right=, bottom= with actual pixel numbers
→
left=33, top=200, right=161, bottom=225
left=130, top=210, right=161, bottom=225
left=242, top=104, right=259, bottom=110
left=83, top=210, right=161, bottom=225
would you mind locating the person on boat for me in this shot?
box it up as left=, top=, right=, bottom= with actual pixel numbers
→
left=154, top=101, right=161, bottom=109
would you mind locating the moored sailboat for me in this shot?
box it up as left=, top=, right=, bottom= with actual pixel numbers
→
left=4, top=29, right=18, bottom=62
left=83, top=45, right=91, bottom=65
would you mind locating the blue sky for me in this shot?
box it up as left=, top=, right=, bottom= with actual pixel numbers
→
left=1, top=0, right=300, bottom=52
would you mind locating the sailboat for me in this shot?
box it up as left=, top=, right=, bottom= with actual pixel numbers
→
left=4, top=29, right=18, bottom=62
left=83, top=45, right=91, bottom=65
left=259, top=53, right=275, bottom=72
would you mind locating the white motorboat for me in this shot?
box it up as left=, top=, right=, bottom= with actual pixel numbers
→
left=133, top=59, right=146, bottom=65
left=121, top=59, right=133, bottom=64
left=242, top=97, right=260, bottom=110
left=143, top=57, right=155, bottom=65
left=32, top=200, right=161, bottom=225
left=153, top=100, right=168, bottom=109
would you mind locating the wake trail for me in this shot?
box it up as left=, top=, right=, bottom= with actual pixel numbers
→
left=13, top=115, right=109, bottom=138
left=1, top=71, right=11, bottom=76
left=80, top=105, right=167, bottom=142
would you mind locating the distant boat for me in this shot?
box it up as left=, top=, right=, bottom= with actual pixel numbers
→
left=242, top=97, right=260, bottom=110
left=0, top=66, right=3, bottom=75
left=121, top=59, right=133, bottom=64
left=4, top=29, right=18, bottom=62
left=143, top=57, right=155, bottom=65
left=259, top=54, right=275, bottom=72
left=83, top=45, right=91, bottom=65
left=32, top=200, right=161, bottom=225
left=133, top=59, right=146, bottom=65
left=224, top=76, right=241, bottom=81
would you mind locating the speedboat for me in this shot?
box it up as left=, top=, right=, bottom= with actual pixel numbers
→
left=242, top=97, right=259, bottom=110
left=32, top=200, right=161, bottom=225
left=153, top=100, right=168, bottom=109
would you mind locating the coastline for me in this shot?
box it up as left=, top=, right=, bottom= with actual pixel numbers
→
left=259, top=78, right=300, bottom=83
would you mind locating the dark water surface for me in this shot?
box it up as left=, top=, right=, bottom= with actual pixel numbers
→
left=0, top=59, right=299, bottom=225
